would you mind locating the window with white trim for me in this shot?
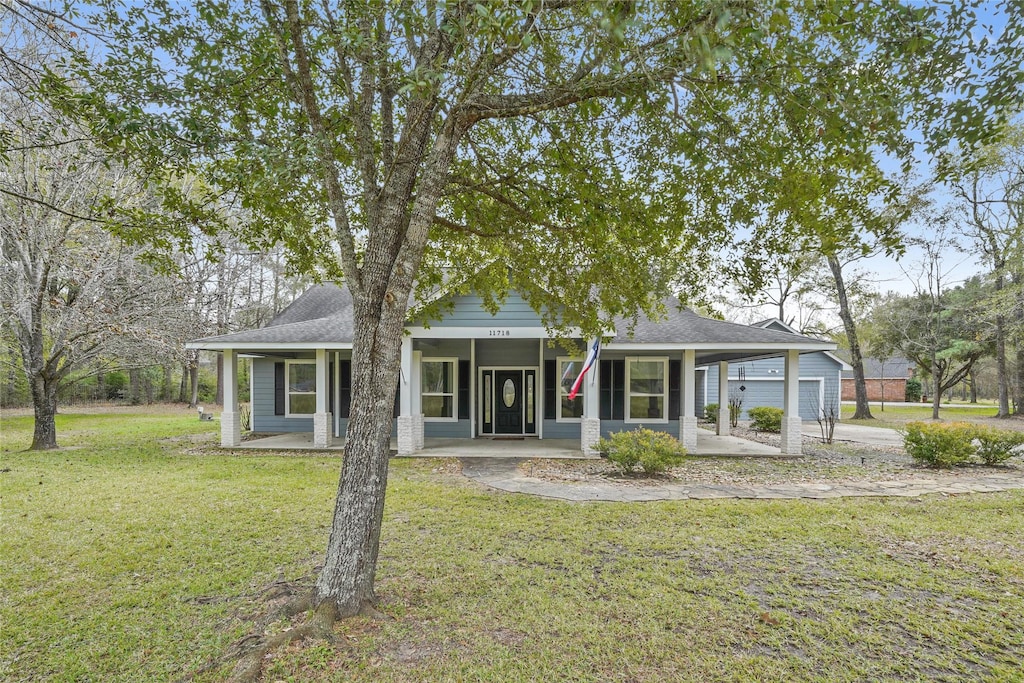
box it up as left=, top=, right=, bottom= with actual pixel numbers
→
left=421, top=358, right=456, bottom=420
left=557, top=357, right=584, bottom=420
left=626, top=357, right=668, bottom=422
left=286, top=360, right=317, bottom=416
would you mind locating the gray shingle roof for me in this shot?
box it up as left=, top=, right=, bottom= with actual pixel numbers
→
left=611, top=299, right=827, bottom=345
left=838, top=354, right=915, bottom=379
left=191, top=288, right=833, bottom=354
left=191, top=284, right=354, bottom=345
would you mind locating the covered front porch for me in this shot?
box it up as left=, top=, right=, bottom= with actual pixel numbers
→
left=225, top=427, right=785, bottom=458
left=192, top=288, right=836, bottom=458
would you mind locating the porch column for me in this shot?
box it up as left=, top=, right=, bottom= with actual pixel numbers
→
left=312, top=347, right=331, bottom=448
left=470, top=339, right=477, bottom=439
left=680, top=349, right=698, bottom=451
left=397, top=336, right=419, bottom=454
left=781, top=349, right=802, bottom=455
left=537, top=339, right=544, bottom=440
left=580, top=340, right=601, bottom=457
left=220, top=349, right=241, bottom=447
left=717, top=360, right=730, bottom=436
left=412, top=349, right=423, bottom=450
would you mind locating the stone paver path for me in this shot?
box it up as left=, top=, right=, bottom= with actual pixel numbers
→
left=460, top=458, right=1024, bottom=502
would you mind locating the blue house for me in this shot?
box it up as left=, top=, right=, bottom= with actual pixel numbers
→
left=190, top=285, right=837, bottom=456
left=702, top=319, right=850, bottom=420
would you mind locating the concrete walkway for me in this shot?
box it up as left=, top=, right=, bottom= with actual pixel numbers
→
left=460, top=458, right=1024, bottom=502
left=233, top=428, right=782, bottom=457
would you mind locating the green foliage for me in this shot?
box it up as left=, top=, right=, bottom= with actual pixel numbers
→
left=705, top=403, right=719, bottom=423
left=905, top=377, right=923, bottom=402
left=973, top=426, right=1024, bottom=465
left=901, top=421, right=978, bottom=468
left=902, top=421, right=1024, bottom=467
left=596, top=428, right=687, bottom=475
left=239, top=402, right=251, bottom=432
left=47, top=1, right=1024, bottom=335
left=748, top=406, right=784, bottom=433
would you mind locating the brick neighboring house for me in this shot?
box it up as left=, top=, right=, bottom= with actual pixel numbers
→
left=840, top=355, right=915, bottom=402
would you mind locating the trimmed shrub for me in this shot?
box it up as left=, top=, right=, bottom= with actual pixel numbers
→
left=748, top=406, right=784, bottom=433
left=597, top=428, right=687, bottom=475
left=901, top=421, right=977, bottom=468
left=704, top=403, right=719, bottom=424
left=973, top=426, right=1024, bottom=465
left=905, top=377, right=922, bottom=403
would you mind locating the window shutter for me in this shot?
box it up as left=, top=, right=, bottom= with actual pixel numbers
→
left=339, top=360, right=351, bottom=418
left=328, top=361, right=335, bottom=415
left=599, top=359, right=612, bottom=420
left=274, top=362, right=285, bottom=415
left=393, top=382, right=400, bottom=419
left=543, top=359, right=556, bottom=420
left=669, top=359, right=681, bottom=419
left=458, top=360, right=470, bottom=420
left=612, top=360, right=625, bottom=421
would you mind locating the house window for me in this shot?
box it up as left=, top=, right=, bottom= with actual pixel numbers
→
left=286, top=360, right=317, bottom=416
left=626, top=357, right=668, bottom=422
left=557, top=357, right=584, bottom=420
left=421, top=358, right=456, bottom=420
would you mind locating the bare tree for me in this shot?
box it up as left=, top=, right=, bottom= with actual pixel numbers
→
left=945, top=126, right=1024, bottom=417
left=877, top=226, right=986, bottom=420
left=0, top=32, right=177, bottom=448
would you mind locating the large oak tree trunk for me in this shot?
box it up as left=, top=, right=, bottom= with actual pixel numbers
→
left=827, top=256, right=872, bottom=420
left=312, top=295, right=407, bottom=618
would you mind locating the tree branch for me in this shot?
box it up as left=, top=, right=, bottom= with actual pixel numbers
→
left=274, top=0, right=363, bottom=295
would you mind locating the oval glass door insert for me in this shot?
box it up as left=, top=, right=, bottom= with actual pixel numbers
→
left=502, top=378, right=516, bottom=407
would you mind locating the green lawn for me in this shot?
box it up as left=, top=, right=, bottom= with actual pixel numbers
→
left=842, top=402, right=1007, bottom=430
left=3, top=408, right=1023, bottom=682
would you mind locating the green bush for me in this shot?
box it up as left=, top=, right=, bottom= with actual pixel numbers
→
left=905, top=377, right=922, bottom=403
left=597, top=428, right=687, bottom=475
left=973, top=426, right=1024, bottom=465
left=748, top=406, right=784, bottom=433
left=704, top=403, right=719, bottom=424
left=901, top=421, right=977, bottom=468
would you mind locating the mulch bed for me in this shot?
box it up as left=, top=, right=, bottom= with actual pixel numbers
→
left=518, top=426, right=1023, bottom=488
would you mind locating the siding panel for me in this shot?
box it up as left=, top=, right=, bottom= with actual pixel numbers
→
left=252, top=358, right=313, bottom=433
left=430, top=293, right=545, bottom=328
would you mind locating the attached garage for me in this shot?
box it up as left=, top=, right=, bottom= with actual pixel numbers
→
left=727, top=378, right=824, bottom=420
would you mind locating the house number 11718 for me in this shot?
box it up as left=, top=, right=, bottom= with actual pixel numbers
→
left=489, top=329, right=510, bottom=337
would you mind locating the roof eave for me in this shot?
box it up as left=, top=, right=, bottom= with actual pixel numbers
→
left=186, top=341, right=354, bottom=351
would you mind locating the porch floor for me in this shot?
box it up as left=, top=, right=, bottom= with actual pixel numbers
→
left=234, top=428, right=782, bottom=458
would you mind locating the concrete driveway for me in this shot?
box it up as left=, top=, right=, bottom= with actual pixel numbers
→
left=801, top=422, right=904, bottom=448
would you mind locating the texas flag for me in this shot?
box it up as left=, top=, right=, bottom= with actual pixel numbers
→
left=567, top=338, right=601, bottom=400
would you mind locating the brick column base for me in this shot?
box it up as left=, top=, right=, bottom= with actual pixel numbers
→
left=397, top=413, right=417, bottom=456
left=679, top=415, right=699, bottom=452
left=717, top=408, right=731, bottom=436
left=313, top=412, right=332, bottom=449
left=221, top=411, right=241, bottom=448
left=780, top=416, right=803, bottom=455
left=414, top=414, right=424, bottom=450
left=581, top=417, right=602, bottom=457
